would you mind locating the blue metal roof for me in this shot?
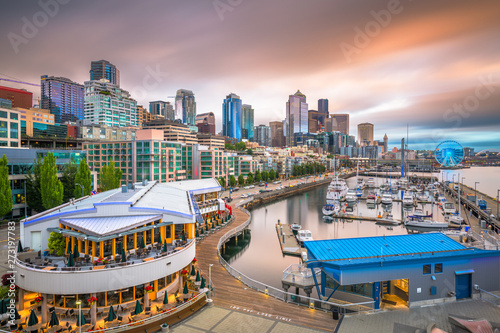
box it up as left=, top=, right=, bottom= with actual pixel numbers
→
left=304, top=233, right=467, bottom=262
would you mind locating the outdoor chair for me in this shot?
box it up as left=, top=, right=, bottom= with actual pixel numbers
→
left=48, top=307, right=55, bottom=313
left=62, top=309, right=70, bottom=319
left=69, top=309, right=74, bottom=318
left=145, top=307, right=151, bottom=315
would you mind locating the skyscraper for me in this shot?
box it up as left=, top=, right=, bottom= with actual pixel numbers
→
left=269, top=121, right=285, bottom=147
left=149, top=101, right=175, bottom=121
left=195, top=112, right=216, bottom=135
left=84, top=79, right=137, bottom=127
left=254, top=124, right=271, bottom=146
left=383, top=133, right=388, bottom=153
left=308, top=110, right=319, bottom=133
left=241, top=104, right=254, bottom=140
left=327, top=114, right=349, bottom=135
left=222, top=93, right=242, bottom=140
left=40, top=75, right=84, bottom=123
left=175, top=89, right=196, bottom=125
left=90, top=60, right=120, bottom=86
left=318, top=98, right=329, bottom=123
left=357, top=122, right=374, bottom=146
left=286, top=90, right=308, bottom=146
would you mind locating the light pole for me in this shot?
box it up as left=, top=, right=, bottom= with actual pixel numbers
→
left=75, top=183, right=84, bottom=198
left=497, top=189, right=499, bottom=220
left=75, top=300, right=82, bottom=333
left=474, top=182, right=480, bottom=206
left=207, top=264, right=213, bottom=303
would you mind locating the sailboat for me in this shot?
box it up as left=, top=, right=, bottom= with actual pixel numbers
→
left=448, top=174, right=465, bottom=225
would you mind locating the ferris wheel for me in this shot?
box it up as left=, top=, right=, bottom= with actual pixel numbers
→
left=434, top=140, right=464, bottom=167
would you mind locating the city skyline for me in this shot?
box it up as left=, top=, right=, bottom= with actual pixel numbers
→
left=1, top=0, right=499, bottom=150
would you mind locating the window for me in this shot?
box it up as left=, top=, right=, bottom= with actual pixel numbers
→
left=423, top=264, right=431, bottom=274
left=435, top=263, right=443, bottom=273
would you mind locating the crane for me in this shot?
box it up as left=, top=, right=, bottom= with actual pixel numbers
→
left=0, top=77, right=40, bottom=87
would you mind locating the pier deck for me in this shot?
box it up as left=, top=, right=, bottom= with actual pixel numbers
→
left=275, top=223, right=304, bottom=257
left=196, top=199, right=336, bottom=332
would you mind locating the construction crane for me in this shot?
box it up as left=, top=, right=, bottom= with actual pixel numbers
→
left=0, top=77, right=40, bottom=87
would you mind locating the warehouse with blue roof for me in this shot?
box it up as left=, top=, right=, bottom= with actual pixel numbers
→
left=304, top=233, right=500, bottom=309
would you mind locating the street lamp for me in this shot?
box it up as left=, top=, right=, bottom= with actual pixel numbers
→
left=207, top=264, right=213, bottom=303
left=75, top=183, right=84, bottom=198
left=474, top=182, right=480, bottom=206
left=75, top=300, right=82, bottom=333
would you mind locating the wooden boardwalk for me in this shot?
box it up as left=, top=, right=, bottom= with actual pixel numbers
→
left=195, top=202, right=337, bottom=332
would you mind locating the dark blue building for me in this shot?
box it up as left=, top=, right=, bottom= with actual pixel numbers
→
left=305, top=233, right=500, bottom=309
left=90, top=60, right=120, bottom=86
left=40, top=75, right=84, bottom=123
left=222, top=93, right=242, bottom=140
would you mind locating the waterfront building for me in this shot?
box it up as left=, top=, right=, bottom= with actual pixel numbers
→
left=175, top=89, right=196, bottom=125
left=84, top=79, right=137, bottom=127
left=16, top=107, right=68, bottom=139
left=90, top=60, right=120, bottom=86
left=254, top=124, right=270, bottom=147
left=241, top=104, right=254, bottom=141
left=0, top=106, right=20, bottom=147
left=222, top=93, right=242, bottom=140
left=269, top=121, right=285, bottom=148
left=305, top=233, right=500, bottom=309
left=358, top=122, right=374, bottom=146
left=196, top=133, right=225, bottom=150
left=286, top=90, right=308, bottom=146
left=0, top=85, right=32, bottom=109
left=15, top=178, right=224, bottom=326
left=40, top=75, right=84, bottom=123
left=195, top=112, right=216, bottom=135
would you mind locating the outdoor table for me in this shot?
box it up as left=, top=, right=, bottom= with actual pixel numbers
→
left=42, top=266, right=55, bottom=271
left=93, top=265, right=105, bottom=270
left=25, top=323, right=43, bottom=332
left=142, top=257, right=154, bottom=262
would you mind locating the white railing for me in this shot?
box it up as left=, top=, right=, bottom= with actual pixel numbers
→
left=215, top=200, right=375, bottom=315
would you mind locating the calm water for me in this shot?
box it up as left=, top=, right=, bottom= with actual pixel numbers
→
left=229, top=166, right=499, bottom=291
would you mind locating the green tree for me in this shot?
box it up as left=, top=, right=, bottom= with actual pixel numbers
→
left=246, top=149, right=253, bottom=155
left=236, top=141, right=246, bottom=151
left=99, top=158, right=122, bottom=191
left=229, top=175, right=236, bottom=187
left=246, top=173, right=253, bottom=184
left=218, top=177, right=226, bottom=188
left=61, top=157, right=77, bottom=202
left=269, top=169, right=276, bottom=181
left=238, top=174, right=245, bottom=185
left=25, top=155, right=44, bottom=213
left=40, top=152, right=63, bottom=210
left=0, top=154, right=12, bottom=217
left=225, top=143, right=236, bottom=151
left=74, top=158, right=92, bottom=198
left=47, top=232, right=66, bottom=256
left=255, top=170, right=262, bottom=183
left=262, top=170, right=268, bottom=182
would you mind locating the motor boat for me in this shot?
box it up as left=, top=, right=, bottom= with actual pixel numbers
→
left=322, top=204, right=340, bottom=216
left=417, top=193, right=428, bottom=202
left=443, top=202, right=456, bottom=214
left=405, top=219, right=448, bottom=228
left=357, top=178, right=365, bottom=189
left=375, top=214, right=400, bottom=226
left=346, top=190, right=357, bottom=203
left=381, top=193, right=393, bottom=205
left=290, top=224, right=301, bottom=235
left=296, top=230, right=313, bottom=245
left=402, top=192, right=414, bottom=206
left=327, top=177, right=349, bottom=201
left=408, top=209, right=433, bottom=219
left=367, top=178, right=375, bottom=187
left=448, top=215, right=465, bottom=225
left=356, top=188, right=363, bottom=198
left=366, top=194, right=376, bottom=204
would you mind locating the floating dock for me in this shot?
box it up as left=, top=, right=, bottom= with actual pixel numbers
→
left=275, top=223, right=304, bottom=257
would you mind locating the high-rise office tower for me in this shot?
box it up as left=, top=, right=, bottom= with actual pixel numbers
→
left=84, top=79, right=137, bottom=127
left=383, top=133, right=388, bottom=153
left=149, top=101, right=175, bottom=121
left=254, top=124, right=271, bottom=146
left=90, top=60, right=120, bottom=86
left=327, top=114, right=349, bottom=135
left=175, top=89, right=196, bottom=125
left=308, top=110, right=319, bottom=133
left=269, top=121, right=285, bottom=147
left=286, top=90, right=308, bottom=146
left=357, top=122, right=374, bottom=146
left=195, top=112, right=216, bottom=135
left=318, top=98, right=329, bottom=124
left=222, top=93, right=242, bottom=140
left=40, top=75, right=84, bottom=123
left=241, top=104, right=254, bottom=140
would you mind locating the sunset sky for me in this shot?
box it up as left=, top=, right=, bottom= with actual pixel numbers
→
left=1, top=0, right=499, bottom=151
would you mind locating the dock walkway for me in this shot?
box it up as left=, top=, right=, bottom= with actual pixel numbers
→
left=195, top=199, right=337, bottom=332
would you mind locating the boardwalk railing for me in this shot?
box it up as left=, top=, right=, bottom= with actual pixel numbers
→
left=478, top=288, right=500, bottom=306
left=215, top=199, right=375, bottom=315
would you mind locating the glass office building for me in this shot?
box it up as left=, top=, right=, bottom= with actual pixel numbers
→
left=222, top=93, right=242, bottom=140
left=175, top=89, right=196, bottom=125
left=90, top=60, right=120, bottom=86
left=241, top=104, right=254, bottom=141
left=286, top=90, right=308, bottom=146
left=41, top=75, right=84, bottom=123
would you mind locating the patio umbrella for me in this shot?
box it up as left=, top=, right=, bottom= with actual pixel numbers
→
left=27, top=309, right=39, bottom=327
left=181, top=230, right=186, bottom=241
left=133, top=300, right=143, bottom=315
left=17, top=240, right=23, bottom=253
left=195, top=271, right=201, bottom=282
left=117, top=242, right=123, bottom=256
left=107, top=305, right=117, bottom=322
left=1, top=299, right=8, bottom=314
left=48, top=310, right=59, bottom=327
left=66, top=252, right=74, bottom=267
left=76, top=309, right=86, bottom=326
left=140, top=237, right=145, bottom=249
left=163, top=291, right=169, bottom=305
left=162, top=239, right=167, bottom=252
left=0, top=300, right=5, bottom=315
left=73, top=243, right=79, bottom=259
left=12, top=307, right=20, bottom=320
left=121, top=247, right=127, bottom=263
left=190, top=265, right=196, bottom=276
left=200, top=277, right=206, bottom=289
left=195, top=229, right=199, bottom=238
left=182, top=281, right=189, bottom=295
